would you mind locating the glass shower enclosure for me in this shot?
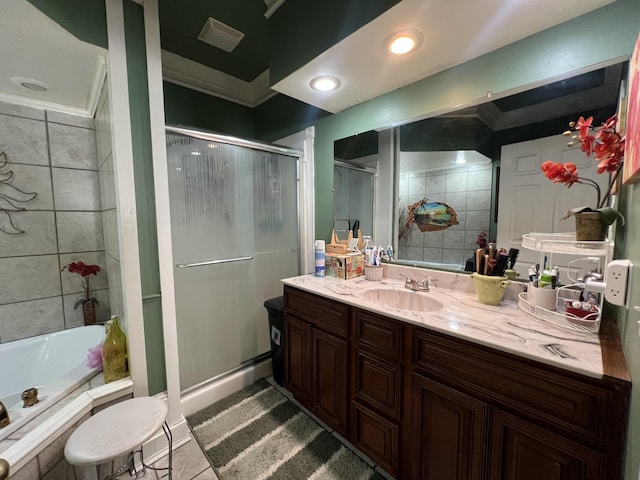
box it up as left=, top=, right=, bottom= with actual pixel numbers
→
left=166, top=127, right=300, bottom=390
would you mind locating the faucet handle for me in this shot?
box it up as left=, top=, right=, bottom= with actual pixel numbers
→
left=399, top=273, right=413, bottom=286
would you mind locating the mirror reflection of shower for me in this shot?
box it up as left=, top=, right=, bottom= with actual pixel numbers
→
left=333, top=161, right=375, bottom=240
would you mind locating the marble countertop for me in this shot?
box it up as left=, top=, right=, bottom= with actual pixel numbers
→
left=282, top=266, right=604, bottom=379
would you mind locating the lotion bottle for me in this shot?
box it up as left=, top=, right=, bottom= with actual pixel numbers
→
left=315, top=240, right=325, bottom=277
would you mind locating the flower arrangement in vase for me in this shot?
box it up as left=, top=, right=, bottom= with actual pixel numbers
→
left=62, top=261, right=101, bottom=325
left=541, top=114, right=625, bottom=241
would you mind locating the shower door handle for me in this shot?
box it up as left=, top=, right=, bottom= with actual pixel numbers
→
left=176, top=256, right=253, bottom=268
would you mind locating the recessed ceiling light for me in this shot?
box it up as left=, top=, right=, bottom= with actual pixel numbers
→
left=383, top=29, right=423, bottom=56
left=10, top=76, right=48, bottom=92
left=310, top=75, right=341, bottom=92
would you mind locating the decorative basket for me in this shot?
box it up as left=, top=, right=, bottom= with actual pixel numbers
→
left=364, top=265, right=383, bottom=281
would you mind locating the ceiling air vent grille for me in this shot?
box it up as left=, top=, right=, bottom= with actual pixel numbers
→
left=197, top=17, right=245, bottom=52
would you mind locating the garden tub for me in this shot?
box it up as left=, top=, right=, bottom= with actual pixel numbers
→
left=0, top=325, right=105, bottom=442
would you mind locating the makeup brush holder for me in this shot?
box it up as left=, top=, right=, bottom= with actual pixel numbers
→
left=470, top=273, right=510, bottom=305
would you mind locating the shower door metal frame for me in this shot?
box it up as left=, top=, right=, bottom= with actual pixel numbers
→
left=165, top=125, right=304, bottom=391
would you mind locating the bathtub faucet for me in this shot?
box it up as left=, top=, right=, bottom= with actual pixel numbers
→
left=21, top=388, right=39, bottom=408
left=0, top=401, right=9, bottom=429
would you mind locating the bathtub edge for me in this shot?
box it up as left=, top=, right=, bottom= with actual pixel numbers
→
left=3, top=377, right=133, bottom=475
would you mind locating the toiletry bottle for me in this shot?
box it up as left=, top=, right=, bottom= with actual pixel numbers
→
left=315, top=240, right=325, bottom=277
left=363, top=236, right=374, bottom=265
left=102, top=315, right=129, bottom=383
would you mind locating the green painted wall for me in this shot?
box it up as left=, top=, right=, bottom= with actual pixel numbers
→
left=615, top=179, right=640, bottom=479
left=163, top=82, right=256, bottom=138
left=123, top=1, right=166, bottom=395
left=254, top=94, right=330, bottom=142
left=306, top=2, right=639, bottom=477
left=26, top=0, right=108, bottom=48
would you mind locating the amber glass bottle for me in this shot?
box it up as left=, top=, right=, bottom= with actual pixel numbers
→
left=102, top=315, right=129, bottom=383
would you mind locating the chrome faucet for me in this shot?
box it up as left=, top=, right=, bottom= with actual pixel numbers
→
left=400, top=273, right=430, bottom=291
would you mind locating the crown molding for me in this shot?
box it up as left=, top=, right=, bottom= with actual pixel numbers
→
left=0, top=56, right=106, bottom=118
left=161, top=49, right=275, bottom=108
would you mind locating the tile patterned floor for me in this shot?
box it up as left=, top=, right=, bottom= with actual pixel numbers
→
left=145, top=376, right=394, bottom=480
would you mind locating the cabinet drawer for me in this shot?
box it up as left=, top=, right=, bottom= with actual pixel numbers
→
left=352, top=402, right=399, bottom=478
left=284, top=286, right=349, bottom=338
left=354, top=309, right=403, bottom=362
left=354, top=349, right=402, bottom=419
left=413, top=328, right=612, bottom=446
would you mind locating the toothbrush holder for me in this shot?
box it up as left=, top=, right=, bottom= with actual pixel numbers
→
left=364, top=265, right=383, bottom=281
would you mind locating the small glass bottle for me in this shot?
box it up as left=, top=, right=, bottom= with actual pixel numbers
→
left=102, top=315, right=129, bottom=383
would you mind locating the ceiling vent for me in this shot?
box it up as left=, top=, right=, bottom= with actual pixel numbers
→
left=197, top=17, right=245, bottom=52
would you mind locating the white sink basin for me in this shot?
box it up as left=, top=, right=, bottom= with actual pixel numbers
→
left=362, top=287, right=445, bottom=312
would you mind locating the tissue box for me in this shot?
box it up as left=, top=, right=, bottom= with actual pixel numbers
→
left=325, top=253, right=365, bottom=280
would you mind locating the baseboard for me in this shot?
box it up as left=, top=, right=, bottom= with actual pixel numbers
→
left=180, top=358, right=272, bottom=417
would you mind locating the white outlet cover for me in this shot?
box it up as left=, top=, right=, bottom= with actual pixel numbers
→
left=605, top=259, right=632, bottom=307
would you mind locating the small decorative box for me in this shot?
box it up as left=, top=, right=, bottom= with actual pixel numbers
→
left=325, top=253, right=365, bottom=280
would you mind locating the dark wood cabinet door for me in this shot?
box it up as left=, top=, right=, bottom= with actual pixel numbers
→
left=489, top=409, right=605, bottom=480
left=285, top=314, right=311, bottom=405
left=354, top=348, right=402, bottom=419
left=411, top=373, right=487, bottom=480
left=312, top=328, right=349, bottom=436
left=352, top=401, right=399, bottom=477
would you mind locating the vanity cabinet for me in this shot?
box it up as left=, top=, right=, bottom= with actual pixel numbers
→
left=284, top=286, right=349, bottom=436
left=411, top=326, right=628, bottom=480
left=283, top=285, right=630, bottom=480
left=351, top=309, right=405, bottom=476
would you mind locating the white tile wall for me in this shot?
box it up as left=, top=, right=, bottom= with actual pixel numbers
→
left=0, top=100, right=113, bottom=343
left=398, top=164, right=492, bottom=267
left=48, top=123, right=99, bottom=170
left=57, top=212, right=105, bottom=252
left=52, top=168, right=101, bottom=211
left=0, top=297, right=64, bottom=343
left=0, top=115, right=48, bottom=166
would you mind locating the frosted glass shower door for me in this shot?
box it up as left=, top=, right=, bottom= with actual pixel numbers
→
left=167, top=134, right=299, bottom=390
left=333, top=165, right=374, bottom=237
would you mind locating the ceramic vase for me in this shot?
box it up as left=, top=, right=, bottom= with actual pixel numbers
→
left=470, top=273, right=510, bottom=306
left=574, top=212, right=607, bottom=241
left=82, top=301, right=97, bottom=326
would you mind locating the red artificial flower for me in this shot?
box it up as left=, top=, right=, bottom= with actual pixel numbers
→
left=66, top=261, right=101, bottom=277
left=541, top=115, right=624, bottom=210
left=541, top=161, right=579, bottom=187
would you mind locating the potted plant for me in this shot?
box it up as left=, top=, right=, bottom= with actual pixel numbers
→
left=62, top=261, right=102, bottom=325
left=541, top=114, right=625, bottom=241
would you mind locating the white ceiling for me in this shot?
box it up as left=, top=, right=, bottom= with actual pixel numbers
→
left=272, top=0, right=617, bottom=113
left=0, top=0, right=107, bottom=117
left=0, top=0, right=616, bottom=117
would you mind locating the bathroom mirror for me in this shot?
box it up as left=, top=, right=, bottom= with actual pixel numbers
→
left=334, top=60, right=627, bottom=277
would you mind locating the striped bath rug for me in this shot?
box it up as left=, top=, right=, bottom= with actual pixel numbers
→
left=187, top=379, right=386, bottom=480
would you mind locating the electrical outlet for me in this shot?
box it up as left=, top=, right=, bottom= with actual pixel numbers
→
left=604, top=259, right=632, bottom=307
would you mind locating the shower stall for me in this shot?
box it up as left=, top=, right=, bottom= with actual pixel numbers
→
left=333, top=161, right=375, bottom=238
left=166, top=127, right=301, bottom=391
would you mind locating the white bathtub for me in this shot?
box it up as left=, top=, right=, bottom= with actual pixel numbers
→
left=0, top=325, right=105, bottom=442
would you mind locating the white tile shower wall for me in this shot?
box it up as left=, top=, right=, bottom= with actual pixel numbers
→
left=398, top=164, right=492, bottom=267
left=95, top=79, right=124, bottom=325
left=0, top=100, right=110, bottom=343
